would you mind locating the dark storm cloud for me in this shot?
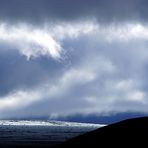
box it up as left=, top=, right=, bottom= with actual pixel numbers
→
left=0, top=0, right=148, bottom=24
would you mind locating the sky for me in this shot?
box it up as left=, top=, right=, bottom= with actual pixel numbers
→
left=1, top=0, right=148, bottom=119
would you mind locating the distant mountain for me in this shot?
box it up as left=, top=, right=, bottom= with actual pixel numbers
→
left=59, top=117, right=148, bottom=147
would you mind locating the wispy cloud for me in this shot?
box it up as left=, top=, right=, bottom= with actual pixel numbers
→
left=0, top=23, right=62, bottom=60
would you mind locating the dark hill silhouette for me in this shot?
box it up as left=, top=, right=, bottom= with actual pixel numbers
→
left=58, top=117, right=148, bottom=147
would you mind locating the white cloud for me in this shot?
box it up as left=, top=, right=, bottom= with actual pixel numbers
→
left=52, top=22, right=148, bottom=42
left=0, top=23, right=62, bottom=60
left=104, top=79, right=147, bottom=105
left=0, top=90, right=41, bottom=111
left=0, top=21, right=98, bottom=60
left=50, top=21, right=98, bottom=40
left=93, top=23, right=148, bottom=42
left=1, top=21, right=148, bottom=61
left=115, top=80, right=134, bottom=91
left=126, top=91, right=145, bottom=102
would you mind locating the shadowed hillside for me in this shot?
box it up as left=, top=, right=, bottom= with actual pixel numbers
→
left=59, top=117, right=148, bottom=147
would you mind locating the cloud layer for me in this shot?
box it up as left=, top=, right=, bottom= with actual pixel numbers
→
left=1, top=0, right=148, bottom=119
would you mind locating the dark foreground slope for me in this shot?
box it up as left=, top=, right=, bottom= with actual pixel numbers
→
left=59, top=117, right=148, bottom=147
